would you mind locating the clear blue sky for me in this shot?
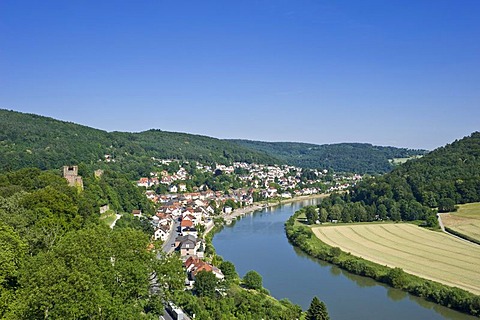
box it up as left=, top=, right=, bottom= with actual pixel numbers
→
left=1, top=1, right=479, bottom=150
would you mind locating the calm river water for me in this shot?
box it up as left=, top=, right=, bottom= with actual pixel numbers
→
left=212, top=199, right=476, bottom=320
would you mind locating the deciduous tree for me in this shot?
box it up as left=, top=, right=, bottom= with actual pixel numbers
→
left=194, top=271, right=218, bottom=298
left=243, top=270, right=262, bottom=290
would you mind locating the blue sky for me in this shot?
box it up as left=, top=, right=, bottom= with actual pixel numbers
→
left=1, top=1, right=479, bottom=150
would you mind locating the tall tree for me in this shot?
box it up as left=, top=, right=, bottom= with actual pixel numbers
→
left=243, top=270, right=263, bottom=290
left=193, top=271, right=218, bottom=298
left=0, top=223, right=27, bottom=317
left=7, top=226, right=164, bottom=319
left=219, top=261, right=238, bottom=283
left=305, top=206, right=318, bottom=225
left=306, top=296, right=330, bottom=320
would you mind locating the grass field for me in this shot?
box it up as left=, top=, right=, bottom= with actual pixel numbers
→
left=312, top=223, right=480, bottom=295
left=442, top=202, right=480, bottom=243
left=99, top=210, right=118, bottom=227
left=389, top=155, right=423, bottom=165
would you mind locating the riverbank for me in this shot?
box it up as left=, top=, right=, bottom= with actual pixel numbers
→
left=221, top=194, right=328, bottom=225
left=284, top=207, right=480, bottom=317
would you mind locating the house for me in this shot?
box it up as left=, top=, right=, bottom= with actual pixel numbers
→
left=223, top=206, right=233, bottom=214
left=180, top=219, right=193, bottom=229
left=184, top=256, right=224, bottom=281
left=182, top=226, right=198, bottom=238
left=99, top=204, right=110, bottom=214
left=132, top=210, right=142, bottom=217
left=194, top=199, right=207, bottom=207
left=242, top=195, right=254, bottom=206
left=169, top=185, right=178, bottom=193
left=137, top=178, right=150, bottom=188
left=205, top=206, right=215, bottom=215
left=155, top=213, right=172, bottom=226
left=175, top=235, right=198, bottom=258
left=154, top=225, right=170, bottom=241
left=179, top=183, right=187, bottom=192
left=267, top=187, right=278, bottom=197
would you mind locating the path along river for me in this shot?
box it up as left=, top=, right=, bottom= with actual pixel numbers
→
left=212, top=198, right=476, bottom=320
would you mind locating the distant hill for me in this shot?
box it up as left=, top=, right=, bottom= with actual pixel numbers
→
left=0, top=109, right=427, bottom=176
left=0, top=109, right=280, bottom=175
left=318, top=131, right=480, bottom=225
left=228, top=140, right=427, bottom=174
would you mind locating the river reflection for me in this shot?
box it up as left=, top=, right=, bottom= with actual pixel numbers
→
left=213, top=199, right=477, bottom=320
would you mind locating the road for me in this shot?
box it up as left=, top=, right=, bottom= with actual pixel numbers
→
left=437, top=212, right=446, bottom=232
left=160, top=219, right=180, bottom=256
left=153, top=219, right=188, bottom=320
left=437, top=212, right=475, bottom=244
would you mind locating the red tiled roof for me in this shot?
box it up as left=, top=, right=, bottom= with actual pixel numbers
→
left=181, top=219, right=193, bottom=227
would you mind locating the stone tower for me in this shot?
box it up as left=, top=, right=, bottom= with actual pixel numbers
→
left=63, top=165, right=84, bottom=190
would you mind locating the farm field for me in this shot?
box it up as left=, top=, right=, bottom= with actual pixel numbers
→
left=441, top=202, right=480, bottom=243
left=312, top=223, right=480, bottom=295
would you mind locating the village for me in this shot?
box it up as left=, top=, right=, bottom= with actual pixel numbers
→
left=133, top=160, right=362, bottom=291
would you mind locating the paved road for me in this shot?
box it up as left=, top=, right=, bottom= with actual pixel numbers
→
left=437, top=213, right=446, bottom=232
left=161, top=219, right=180, bottom=255
left=437, top=212, right=475, bottom=244
left=154, top=219, right=187, bottom=320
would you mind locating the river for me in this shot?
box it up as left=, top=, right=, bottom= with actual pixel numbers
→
left=212, top=199, right=477, bottom=320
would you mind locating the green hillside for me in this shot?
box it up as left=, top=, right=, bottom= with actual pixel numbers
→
left=316, top=132, right=480, bottom=225
left=228, top=139, right=427, bottom=174
left=0, top=109, right=279, bottom=175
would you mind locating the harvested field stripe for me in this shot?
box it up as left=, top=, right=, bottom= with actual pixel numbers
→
left=379, top=224, right=478, bottom=253
left=312, top=223, right=480, bottom=295
left=315, top=227, right=479, bottom=292
left=347, top=227, right=479, bottom=282
left=373, top=225, right=480, bottom=263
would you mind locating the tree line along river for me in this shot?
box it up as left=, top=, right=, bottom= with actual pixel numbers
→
left=212, top=198, right=477, bottom=320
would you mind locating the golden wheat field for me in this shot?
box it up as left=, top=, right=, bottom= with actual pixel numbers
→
left=442, top=202, right=480, bottom=242
left=312, top=223, right=480, bottom=295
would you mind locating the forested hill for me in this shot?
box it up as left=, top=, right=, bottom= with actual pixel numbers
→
left=228, top=140, right=427, bottom=174
left=0, top=109, right=279, bottom=174
left=388, top=131, right=480, bottom=206
left=316, top=132, right=480, bottom=227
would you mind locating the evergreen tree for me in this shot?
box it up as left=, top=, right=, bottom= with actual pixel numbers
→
left=306, top=296, right=330, bottom=320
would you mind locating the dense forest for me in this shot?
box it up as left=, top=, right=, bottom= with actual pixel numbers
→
left=311, top=132, right=480, bottom=227
left=0, top=109, right=279, bottom=177
left=0, top=109, right=426, bottom=178
left=0, top=168, right=173, bottom=318
left=229, top=139, right=427, bottom=174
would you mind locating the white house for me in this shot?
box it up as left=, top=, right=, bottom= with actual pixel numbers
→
left=154, top=225, right=170, bottom=241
